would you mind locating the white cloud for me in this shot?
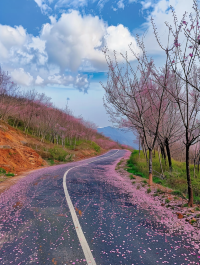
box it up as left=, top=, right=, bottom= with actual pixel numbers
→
left=74, top=74, right=89, bottom=92
left=11, top=68, right=34, bottom=86
left=0, top=9, right=140, bottom=91
left=34, top=0, right=43, bottom=7
left=34, top=0, right=51, bottom=14
left=117, top=0, right=125, bottom=9
left=41, top=10, right=106, bottom=71
left=35, top=75, right=44, bottom=85
left=105, top=24, right=140, bottom=62
left=141, top=1, right=152, bottom=10
left=49, top=15, right=57, bottom=24
left=40, top=10, right=139, bottom=71
left=0, top=25, right=26, bottom=60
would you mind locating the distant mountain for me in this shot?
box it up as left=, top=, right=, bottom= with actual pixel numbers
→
left=97, top=126, right=138, bottom=150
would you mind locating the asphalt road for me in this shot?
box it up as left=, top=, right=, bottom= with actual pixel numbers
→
left=0, top=149, right=200, bottom=264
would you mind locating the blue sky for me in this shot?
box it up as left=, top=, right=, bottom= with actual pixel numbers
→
left=0, top=0, right=196, bottom=127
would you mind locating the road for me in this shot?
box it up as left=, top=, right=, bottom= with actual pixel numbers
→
left=0, top=149, right=200, bottom=264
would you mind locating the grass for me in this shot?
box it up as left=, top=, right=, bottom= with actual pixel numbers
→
left=0, top=168, right=6, bottom=174
left=127, top=150, right=200, bottom=204
left=129, top=174, right=136, bottom=180
left=0, top=168, right=15, bottom=181
left=147, top=188, right=151, bottom=193
left=5, top=172, right=15, bottom=177
left=49, top=147, right=71, bottom=162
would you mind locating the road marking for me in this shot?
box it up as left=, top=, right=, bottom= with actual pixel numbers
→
left=63, top=150, right=119, bottom=265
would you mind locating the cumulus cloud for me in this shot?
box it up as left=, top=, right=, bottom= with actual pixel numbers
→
left=0, top=9, right=140, bottom=91
left=35, top=75, right=44, bottom=85
left=11, top=68, right=34, bottom=86
left=41, top=10, right=106, bottom=71
left=40, top=10, right=139, bottom=71
left=105, top=24, right=140, bottom=61
left=0, top=25, right=26, bottom=60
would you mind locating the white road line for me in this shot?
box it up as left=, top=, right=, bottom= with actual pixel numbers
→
left=63, top=149, right=120, bottom=265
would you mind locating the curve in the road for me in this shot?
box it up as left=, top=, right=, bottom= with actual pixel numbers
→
left=63, top=149, right=119, bottom=265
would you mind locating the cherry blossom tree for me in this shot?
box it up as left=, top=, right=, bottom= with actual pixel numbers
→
left=102, top=49, right=170, bottom=185
left=151, top=1, right=200, bottom=206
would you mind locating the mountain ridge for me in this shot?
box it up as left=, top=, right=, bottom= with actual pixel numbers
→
left=97, top=126, right=138, bottom=150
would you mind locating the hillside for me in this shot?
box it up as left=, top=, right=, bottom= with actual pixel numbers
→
left=0, top=119, right=122, bottom=187
left=0, top=76, right=124, bottom=187
left=97, top=126, right=138, bottom=149
left=0, top=120, right=121, bottom=175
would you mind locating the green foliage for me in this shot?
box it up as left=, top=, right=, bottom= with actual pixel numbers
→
left=49, top=147, right=69, bottom=161
left=0, top=168, right=6, bottom=174
left=48, top=159, right=55, bottom=165
left=117, top=160, right=123, bottom=166
left=129, top=174, right=136, bottom=180
left=132, top=181, right=136, bottom=184
left=127, top=150, right=200, bottom=204
left=126, top=151, right=147, bottom=178
left=91, top=141, right=101, bottom=152
left=147, top=188, right=151, bottom=193
left=153, top=177, right=163, bottom=185
left=143, top=180, right=147, bottom=184
left=165, top=199, right=170, bottom=204
left=195, top=207, right=200, bottom=211
left=5, top=172, right=15, bottom=177
left=156, top=188, right=164, bottom=194
left=171, top=190, right=183, bottom=196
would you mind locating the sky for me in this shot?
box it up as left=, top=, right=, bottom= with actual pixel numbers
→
left=0, top=0, right=197, bottom=127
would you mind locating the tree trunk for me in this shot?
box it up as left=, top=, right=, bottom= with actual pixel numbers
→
left=142, top=143, right=147, bottom=162
left=158, top=146, right=164, bottom=178
left=186, top=145, right=193, bottom=207
left=149, top=149, right=153, bottom=185
left=139, top=137, right=140, bottom=158
left=143, top=145, right=148, bottom=163
left=165, top=138, right=172, bottom=172
left=160, top=143, right=166, bottom=165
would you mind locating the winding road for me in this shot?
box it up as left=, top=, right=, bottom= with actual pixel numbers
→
left=0, top=149, right=200, bottom=264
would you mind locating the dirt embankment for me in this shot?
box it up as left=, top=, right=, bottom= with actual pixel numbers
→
left=0, top=122, right=45, bottom=174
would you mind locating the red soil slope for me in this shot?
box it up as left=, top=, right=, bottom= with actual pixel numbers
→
left=0, top=122, right=44, bottom=174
